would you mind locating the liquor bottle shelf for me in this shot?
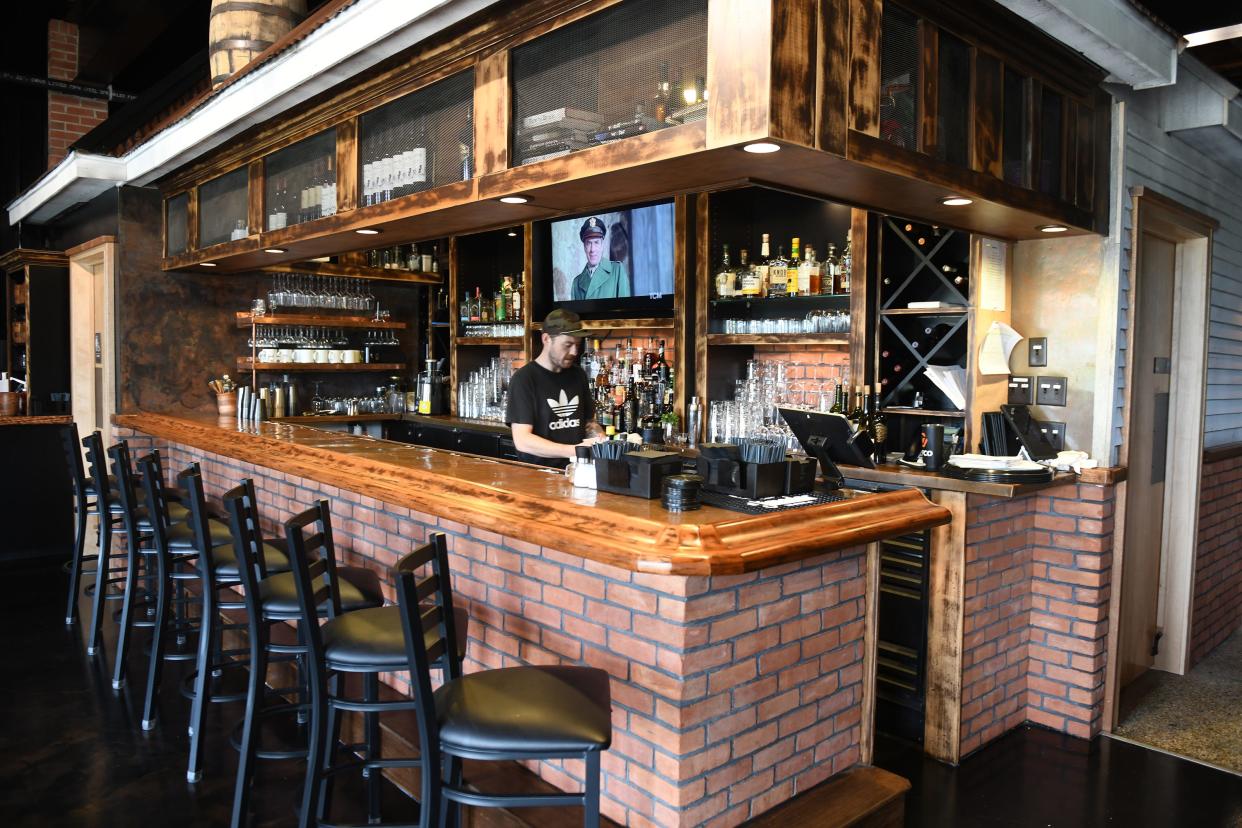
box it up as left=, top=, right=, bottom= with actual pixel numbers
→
left=706, top=333, right=850, bottom=346
left=710, top=293, right=851, bottom=306
left=237, top=359, right=407, bottom=372
left=531, top=317, right=674, bottom=331
left=235, top=312, right=407, bottom=329
left=454, top=337, right=524, bottom=346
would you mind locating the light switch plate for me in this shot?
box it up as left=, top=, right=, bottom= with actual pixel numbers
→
left=1039, top=421, right=1066, bottom=452
left=1008, top=376, right=1034, bottom=405
left=1037, top=376, right=1068, bottom=407
left=1029, top=337, right=1048, bottom=367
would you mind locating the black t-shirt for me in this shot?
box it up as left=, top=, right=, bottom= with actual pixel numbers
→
left=506, top=361, right=594, bottom=467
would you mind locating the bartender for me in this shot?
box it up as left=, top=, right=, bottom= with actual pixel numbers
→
left=506, top=308, right=604, bottom=467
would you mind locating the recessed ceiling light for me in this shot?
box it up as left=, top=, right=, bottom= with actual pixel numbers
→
left=940, top=196, right=973, bottom=206
left=1038, top=224, right=1068, bottom=233
left=199, top=262, right=217, bottom=267
left=499, top=195, right=529, bottom=204
left=264, top=247, right=287, bottom=254
left=507, top=231, right=518, bottom=237
left=355, top=228, right=381, bottom=235
left=742, top=142, right=781, bottom=154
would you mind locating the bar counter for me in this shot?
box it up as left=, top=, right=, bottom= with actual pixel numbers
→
left=114, top=412, right=949, bottom=576
left=114, top=411, right=948, bottom=826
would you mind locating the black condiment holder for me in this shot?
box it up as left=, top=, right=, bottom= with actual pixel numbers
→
left=595, top=449, right=684, bottom=499
left=695, top=448, right=817, bottom=500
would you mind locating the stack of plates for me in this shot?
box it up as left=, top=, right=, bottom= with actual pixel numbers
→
left=661, top=474, right=703, bottom=512
left=941, top=465, right=1053, bottom=484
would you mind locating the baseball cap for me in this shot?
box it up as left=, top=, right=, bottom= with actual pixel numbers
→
left=543, top=308, right=587, bottom=337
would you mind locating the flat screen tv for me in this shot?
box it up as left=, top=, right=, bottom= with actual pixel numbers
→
left=532, top=199, right=676, bottom=320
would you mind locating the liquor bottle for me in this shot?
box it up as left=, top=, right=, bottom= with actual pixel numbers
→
left=430, top=244, right=440, bottom=274
left=471, top=287, right=482, bottom=323
left=458, top=111, right=473, bottom=181
left=859, top=384, right=874, bottom=444
left=798, top=243, right=814, bottom=295
left=411, top=120, right=430, bottom=193
left=623, top=382, right=639, bottom=435
left=494, top=288, right=506, bottom=323
left=322, top=155, right=337, bottom=217
left=653, top=340, right=670, bottom=384
left=460, top=292, right=471, bottom=324
left=784, top=238, right=799, bottom=296
left=612, top=344, right=624, bottom=385
left=840, top=229, right=852, bottom=294
left=848, top=385, right=864, bottom=429
left=735, top=249, right=749, bottom=295
left=755, top=234, right=772, bottom=297
left=642, top=338, right=656, bottom=375
left=869, top=387, right=889, bottom=463
left=768, top=243, right=788, bottom=298
left=715, top=244, right=735, bottom=298
left=594, top=340, right=608, bottom=391
left=823, top=243, right=838, bottom=294
left=624, top=338, right=635, bottom=380
left=511, top=273, right=522, bottom=318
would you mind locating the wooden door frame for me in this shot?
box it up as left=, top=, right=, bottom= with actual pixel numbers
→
left=1102, top=187, right=1216, bottom=730
left=66, top=237, right=118, bottom=446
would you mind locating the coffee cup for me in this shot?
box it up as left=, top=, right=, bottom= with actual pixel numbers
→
left=313, top=349, right=328, bottom=364
left=920, top=423, right=945, bottom=472
left=277, top=348, right=294, bottom=363
left=258, top=349, right=276, bottom=363
left=328, top=349, right=344, bottom=364
left=295, top=349, right=313, bottom=363
left=345, top=350, right=362, bottom=364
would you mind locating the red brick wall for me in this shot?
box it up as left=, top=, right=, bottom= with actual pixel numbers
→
left=117, top=427, right=870, bottom=827
left=1191, top=452, right=1242, bottom=666
left=47, top=20, right=108, bottom=169
left=958, top=482, right=1116, bottom=757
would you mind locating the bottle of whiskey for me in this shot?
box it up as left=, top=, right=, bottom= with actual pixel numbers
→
left=824, top=243, right=838, bottom=294
left=798, top=243, right=814, bottom=295
left=511, top=271, right=523, bottom=319
left=653, top=340, right=670, bottom=384
left=840, top=229, right=852, bottom=294
left=715, top=244, right=735, bottom=298
left=768, top=243, right=788, bottom=298
left=755, top=234, right=772, bottom=297
left=788, top=238, right=802, bottom=296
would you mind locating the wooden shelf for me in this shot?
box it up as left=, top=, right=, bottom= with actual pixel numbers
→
left=455, top=336, right=523, bottom=346
left=260, top=260, right=441, bottom=284
left=880, top=407, right=964, bottom=417
left=531, top=318, right=674, bottom=331
left=880, top=307, right=968, bottom=316
left=235, top=312, right=407, bottom=329
left=237, top=359, right=407, bottom=372
left=706, top=333, right=850, bottom=346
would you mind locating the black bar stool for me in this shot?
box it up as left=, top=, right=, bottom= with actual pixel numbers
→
left=395, top=534, right=610, bottom=828
left=180, top=466, right=291, bottom=783
left=81, top=431, right=132, bottom=658
left=223, top=481, right=387, bottom=828
left=61, top=423, right=99, bottom=626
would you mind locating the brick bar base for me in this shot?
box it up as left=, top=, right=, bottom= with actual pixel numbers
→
left=116, top=427, right=868, bottom=827
left=959, top=481, right=1116, bottom=757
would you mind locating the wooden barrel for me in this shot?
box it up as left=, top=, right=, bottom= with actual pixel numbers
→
left=209, top=0, right=307, bottom=89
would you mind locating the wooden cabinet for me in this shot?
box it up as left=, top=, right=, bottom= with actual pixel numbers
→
left=1, top=250, right=70, bottom=415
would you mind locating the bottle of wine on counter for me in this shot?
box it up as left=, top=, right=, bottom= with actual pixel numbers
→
left=859, top=384, right=873, bottom=439
left=830, top=382, right=844, bottom=414
left=848, top=386, right=864, bottom=430
left=869, top=387, right=889, bottom=463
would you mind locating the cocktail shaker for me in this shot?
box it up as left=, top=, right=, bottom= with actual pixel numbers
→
left=687, top=396, right=702, bottom=449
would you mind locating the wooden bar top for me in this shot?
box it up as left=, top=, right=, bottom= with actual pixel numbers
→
left=0, top=415, right=73, bottom=427
left=115, top=413, right=951, bottom=576
left=842, top=462, right=1083, bottom=498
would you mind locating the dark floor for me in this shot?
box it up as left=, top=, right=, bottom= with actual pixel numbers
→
left=6, top=557, right=1242, bottom=828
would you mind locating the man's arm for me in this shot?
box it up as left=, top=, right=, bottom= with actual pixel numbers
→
left=511, top=423, right=588, bottom=460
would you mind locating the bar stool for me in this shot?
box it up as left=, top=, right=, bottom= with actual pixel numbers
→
left=61, top=423, right=99, bottom=626
left=180, top=466, right=291, bottom=783
left=393, top=534, right=611, bottom=828
left=222, top=481, right=387, bottom=828
left=81, top=431, right=133, bottom=658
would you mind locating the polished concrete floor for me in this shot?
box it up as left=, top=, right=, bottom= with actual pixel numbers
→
left=6, top=557, right=1242, bottom=827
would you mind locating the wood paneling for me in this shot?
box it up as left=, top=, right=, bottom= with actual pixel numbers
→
left=919, top=21, right=938, bottom=154
left=848, top=0, right=882, bottom=136
left=924, top=488, right=966, bottom=764
left=707, top=0, right=773, bottom=147
left=694, top=192, right=710, bottom=427
left=972, top=51, right=1002, bottom=179
left=116, top=412, right=952, bottom=575
left=816, top=0, right=851, bottom=155
left=849, top=208, right=868, bottom=383
left=474, top=49, right=509, bottom=177
left=673, top=194, right=688, bottom=414
left=770, top=0, right=816, bottom=147
left=335, top=117, right=359, bottom=213
left=247, top=160, right=265, bottom=235
left=187, top=188, right=200, bottom=251
left=860, top=540, right=881, bottom=765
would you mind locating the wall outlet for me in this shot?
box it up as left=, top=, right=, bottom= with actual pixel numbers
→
left=1029, top=337, right=1048, bottom=367
left=1007, top=376, right=1034, bottom=405
left=1036, top=376, right=1068, bottom=407
left=1039, top=421, right=1066, bottom=452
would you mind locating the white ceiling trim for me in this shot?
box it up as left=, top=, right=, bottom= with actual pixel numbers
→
left=8, top=0, right=496, bottom=226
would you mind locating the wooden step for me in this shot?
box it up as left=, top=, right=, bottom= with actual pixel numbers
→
left=742, top=765, right=910, bottom=828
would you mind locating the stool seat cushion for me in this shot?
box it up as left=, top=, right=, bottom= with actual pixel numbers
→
left=166, top=518, right=233, bottom=550
left=215, top=541, right=290, bottom=577
left=434, top=666, right=611, bottom=755
left=259, top=565, right=384, bottom=616
left=322, top=605, right=469, bottom=670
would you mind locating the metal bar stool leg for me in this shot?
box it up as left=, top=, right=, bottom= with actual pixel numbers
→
left=364, top=671, right=382, bottom=823
left=186, top=579, right=217, bottom=783
left=300, top=661, right=329, bottom=828
left=230, top=614, right=270, bottom=828
left=86, top=517, right=116, bottom=656
left=584, top=751, right=601, bottom=828
left=65, top=500, right=91, bottom=624
left=439, top=756, right=463, bottom=828
left=316, top=673, right=342, bottom=824
left=141, top=549, right=173, bottom=730
left=111, top=533, right=141, bottom=690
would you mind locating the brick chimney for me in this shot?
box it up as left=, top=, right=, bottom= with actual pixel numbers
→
left=47, top=20, right=109, bottom=169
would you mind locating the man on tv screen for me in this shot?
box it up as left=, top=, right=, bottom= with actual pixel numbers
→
left=571, top=216, right=631, bottom=300
left=506, top=308, right=604, bottom=467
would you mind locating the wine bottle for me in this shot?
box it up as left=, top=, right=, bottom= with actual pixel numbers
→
left=869, top=387, right=888, bottom=463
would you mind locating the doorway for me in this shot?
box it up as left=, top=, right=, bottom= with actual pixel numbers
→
left=1106, top=188, right=1215, bottom=729
left=68, top=238, right=117, bottom=446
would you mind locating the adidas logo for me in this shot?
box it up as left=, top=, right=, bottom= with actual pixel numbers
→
left=546, top=389, right=579, bottom=418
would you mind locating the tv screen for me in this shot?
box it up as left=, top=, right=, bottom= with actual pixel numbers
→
left=546, top=201, right=676, bottom=314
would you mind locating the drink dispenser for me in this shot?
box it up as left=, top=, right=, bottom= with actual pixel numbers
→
left=417, top=359, right=447, bottom=415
